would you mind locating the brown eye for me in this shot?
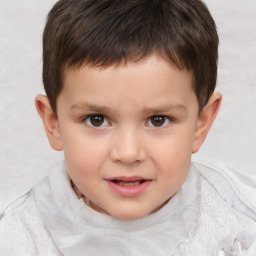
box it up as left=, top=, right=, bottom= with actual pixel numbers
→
left=147, top=115, right=171, bottom=127
left=85, top=115, right=109, bottom=127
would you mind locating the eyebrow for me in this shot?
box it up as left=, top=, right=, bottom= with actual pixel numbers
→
left=141, top=104, right=187, bottom=115
left=70, top=103, right=114, bottom=113
left=70, top=102, right=187, bottom=114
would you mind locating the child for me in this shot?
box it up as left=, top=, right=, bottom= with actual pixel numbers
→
left=1, top=0, right=256, bottom=255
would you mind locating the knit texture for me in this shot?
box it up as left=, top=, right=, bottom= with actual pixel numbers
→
left=0, top=162, right=256, bottom=255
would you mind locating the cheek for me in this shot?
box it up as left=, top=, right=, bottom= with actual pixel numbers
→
left=156, top=149, right=190, bottom=180
left=149, top=131, right=194, bottom=184
left=151, top=133, right=193, bottom=165
left=61, top=131, right=108, bottom=177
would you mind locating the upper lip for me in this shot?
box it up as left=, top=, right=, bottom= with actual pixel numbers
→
left=106, top=176, right=151, bottom=182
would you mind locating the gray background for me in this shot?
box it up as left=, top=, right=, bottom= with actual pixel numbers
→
left=0, top=0, right=256, bottom=212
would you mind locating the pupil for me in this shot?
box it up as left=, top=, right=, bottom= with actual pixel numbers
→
left=90, top=115, right=104, bottom=126
left=151, top=116, right=164, bottom=126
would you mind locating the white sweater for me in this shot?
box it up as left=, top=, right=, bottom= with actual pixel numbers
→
left=1, top=162, right=256, bottom=256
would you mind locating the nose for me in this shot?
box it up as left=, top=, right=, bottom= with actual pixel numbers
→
left=110, top=128, right=146, bottom=165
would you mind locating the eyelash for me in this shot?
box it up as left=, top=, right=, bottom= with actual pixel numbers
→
left=82, top=114, right=173, bottom=128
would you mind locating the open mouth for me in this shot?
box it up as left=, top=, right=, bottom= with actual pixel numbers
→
left=112, top=179, right=147, bottom=186
left=106, top=177, right=151, bottom=197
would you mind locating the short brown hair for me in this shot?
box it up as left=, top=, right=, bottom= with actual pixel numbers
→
left=43, top=0, right=218, bottom=116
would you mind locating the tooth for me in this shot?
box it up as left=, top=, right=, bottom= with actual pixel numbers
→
left=116, top=181, right=140, bottom=186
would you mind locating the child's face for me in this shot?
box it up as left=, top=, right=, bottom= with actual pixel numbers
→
left=38, top=55, right=219, bottom=220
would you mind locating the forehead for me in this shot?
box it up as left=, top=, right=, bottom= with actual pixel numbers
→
left=59, top=55, right=196, bottom=112
left=63, top=55, right=193, bottom=87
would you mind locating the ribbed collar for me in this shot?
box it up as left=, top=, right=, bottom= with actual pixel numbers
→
left=35, top=161, right=201, bottom=255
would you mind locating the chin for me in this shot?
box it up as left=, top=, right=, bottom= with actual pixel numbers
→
left=109, top=207, right=150, bottom=221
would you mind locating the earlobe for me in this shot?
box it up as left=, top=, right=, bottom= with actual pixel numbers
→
left=192, top=92, right=222, bottom=153
left=35, top=95, right=63, bottom=151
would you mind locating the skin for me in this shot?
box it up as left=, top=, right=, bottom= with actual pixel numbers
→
left=36, top=55, right=221, bottom=221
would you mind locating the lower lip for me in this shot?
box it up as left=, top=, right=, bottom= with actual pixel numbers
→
left=106, top=180, right=151, bottom=197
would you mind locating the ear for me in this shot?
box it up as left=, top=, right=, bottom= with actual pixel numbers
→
left=35, top=94, right=63, bottom=151
left=192, top=92, right=222, bottom=153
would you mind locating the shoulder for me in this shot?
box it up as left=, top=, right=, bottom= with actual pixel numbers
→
left=0, top=189, right=61, bottom=255
left=0, top=191, right=38, bottom=254
left=193, top=161, right=256, bottom=219
left=182, top=162, right=256, bottom=255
